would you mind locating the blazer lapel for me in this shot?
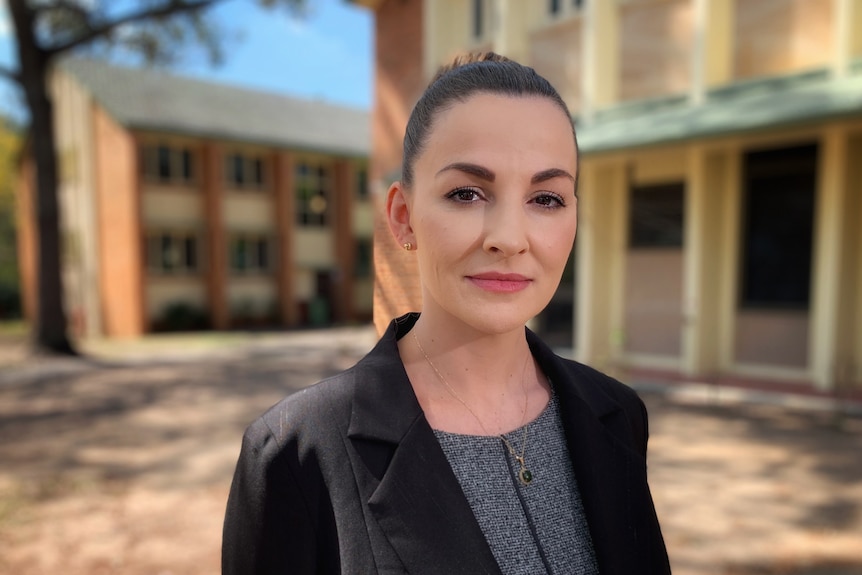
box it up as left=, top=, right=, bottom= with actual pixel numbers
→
left=527, top=330, right=653, bottom=574
left=347, top=315, right=501, bottom=575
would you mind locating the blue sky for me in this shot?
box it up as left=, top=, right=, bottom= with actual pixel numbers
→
left=0, top=0, right=373, bottom=121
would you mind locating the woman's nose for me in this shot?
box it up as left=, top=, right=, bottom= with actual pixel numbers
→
left=482, top=200, right=529, bottom=256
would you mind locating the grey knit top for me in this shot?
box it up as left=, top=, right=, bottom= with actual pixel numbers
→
left=433, top=394, right=599, bottom=575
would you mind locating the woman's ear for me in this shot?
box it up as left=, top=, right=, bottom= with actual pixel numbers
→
left=386, top=181, right=415, bottom=249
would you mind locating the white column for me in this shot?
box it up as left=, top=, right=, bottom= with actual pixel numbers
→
left=575, top=159, right=627, bottom=373
left=580, top=0, right=618, bottom=121
left=692, top=0, right=735, bottom=104
left=810, top=126, right=849, bottom=389
left=833, top=0, right=856, bottom=79
left=718, top=146, right=742, bottom=371
left=682, top=145, right=726, bottom=376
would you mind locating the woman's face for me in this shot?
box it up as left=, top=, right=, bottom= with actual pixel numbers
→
left=390, top=93, right=578, bottom=335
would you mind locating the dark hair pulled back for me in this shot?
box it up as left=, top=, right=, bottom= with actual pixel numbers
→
left=401, top=52, right=578, bottom=188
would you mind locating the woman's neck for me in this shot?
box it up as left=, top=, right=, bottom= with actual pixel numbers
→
left=400, top=313, right=551, bottom=435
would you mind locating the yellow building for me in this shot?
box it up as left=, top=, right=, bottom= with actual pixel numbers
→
left=18, top=59, right=374, bottom=338
left=360, top=0, right=862, bottom=392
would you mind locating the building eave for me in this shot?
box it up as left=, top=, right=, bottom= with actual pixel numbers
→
left=577, top=64, right=862, bottom=154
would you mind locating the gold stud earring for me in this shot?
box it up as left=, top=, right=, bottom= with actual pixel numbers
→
left=403, top=242, right=413, bottom=251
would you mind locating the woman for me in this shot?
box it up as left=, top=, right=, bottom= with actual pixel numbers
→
left=223, top=53, right=671, bottom=575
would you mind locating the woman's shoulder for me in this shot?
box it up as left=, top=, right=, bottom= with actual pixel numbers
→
left=245, top=367, right=359, bottom=451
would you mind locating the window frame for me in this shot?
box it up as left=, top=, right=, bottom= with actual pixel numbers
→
left=141, top=143, right=197, bottom=186
left=294, top=159, right=333, bottom=228
left=145, top=230, right=202, bottom=275
left=628, top=181, right=685, bottom=250
left=738, top=143, right=817, bottom=311
left=228, top=232, right=273, bottom=275
left=225, top=151, right=267, bottom=191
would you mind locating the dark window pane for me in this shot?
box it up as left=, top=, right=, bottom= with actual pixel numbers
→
left=182, top=149, right=193, bottom=182
left=550, top=0, right=560, bottom=15
left=253, top=158, right=264, bottom=187
left=257, top=239, right=269, bottom=270
left=740, top=144, right=816, bottom=309
left=357, top=169, right=368, bottom=199
left=160, top=235, right=174, bottom=271
left=231, top=238, right=248, bottom=271
left=473, top=0, right=483, bottom=38
left=232, top=154, right=244, bottom=186
left=355, top=238, right=372, bottom=278
left=629, top=183, right=685, bottom=248
left=184, top=236, right=197, bottom=270
left=157, top=146, right=171, bottom=182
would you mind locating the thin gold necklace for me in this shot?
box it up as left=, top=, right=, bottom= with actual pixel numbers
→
left=412, top=331, right=534, bottom=486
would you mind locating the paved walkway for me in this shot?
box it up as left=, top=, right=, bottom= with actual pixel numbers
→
left=0, top=326, right=859, bottom=574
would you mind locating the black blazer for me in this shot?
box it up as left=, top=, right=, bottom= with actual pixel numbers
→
left=223, top=313, right=671, bottom=574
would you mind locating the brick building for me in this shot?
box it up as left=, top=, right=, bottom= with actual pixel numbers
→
left=18, top=59, right=373, bottom=337
left=358, top=0, right=862, bottom=392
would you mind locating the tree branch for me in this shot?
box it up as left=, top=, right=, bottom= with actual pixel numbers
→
left=46, top=0, right=226, bottom=56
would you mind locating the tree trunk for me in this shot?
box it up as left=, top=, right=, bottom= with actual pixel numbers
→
left=10, top=1, right=75, bottom=355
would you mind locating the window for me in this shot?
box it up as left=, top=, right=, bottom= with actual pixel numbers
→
left=295, top=161, right=332, bottom=227
left=356, top=167, right=369, bottom=200
left=472, top=0, right=484, bottom=39
left=225, top=152, right=266, bottom=190
left=142, top=144, right=195, bottom=185
left=629, top=183, right=685, bottom=248
left=229, top=233, right=272, bottom=273
left=740, top=144, right=817, bottom=309
left=146, top=231, right=200, bottom=274
left=355, top=237, right=373, bottom=278
left=550, top=0, right=584, bottom=19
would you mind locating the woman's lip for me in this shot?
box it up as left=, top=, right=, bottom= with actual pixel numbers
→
left=467, top=274, right=532, bottom=293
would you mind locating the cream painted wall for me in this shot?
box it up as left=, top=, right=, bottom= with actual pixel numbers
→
left=424, top=0, right=472, bottom=78
left=294, top=267, right=316, bottom=301
left=353, top=200, right=375, bottom=237
left=734, top=0, right=834, bottom=79
left=735, top=310, right=809, bottom=369
left=142, top=189, right=204, bottom=227
left=223, top=193, right=275, bottom=231
left=630, top=146, right=687, bottom=184
left=354, top=278, right=374, bottom=314
left=146, top=278, right=208, bottom=321
left=528, top=18, right=583, bottom=113
left=294, top=228, right=335, bottom=267
left=623, top=249, right=684, bottom=358
left=227, top=278, right=278, bottom=317
left=619, top=0, right=693, bottom=101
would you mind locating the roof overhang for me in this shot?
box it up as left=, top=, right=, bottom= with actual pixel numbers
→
left=577, top=64, right=862, bottom=154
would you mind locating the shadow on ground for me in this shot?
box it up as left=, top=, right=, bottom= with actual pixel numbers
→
left=0, top=328, right=860, bottom=575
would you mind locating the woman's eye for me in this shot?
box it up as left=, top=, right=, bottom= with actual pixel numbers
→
left=533, top=193, right=565, bottom=208
left=446, top=188, right=482, bottom=203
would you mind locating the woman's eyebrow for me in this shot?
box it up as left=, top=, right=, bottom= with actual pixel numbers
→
left=532, top=168, right=575, bottom=185
left=436, top=162, right=495, bottom=181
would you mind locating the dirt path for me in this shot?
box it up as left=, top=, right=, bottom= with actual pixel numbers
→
left=0, top=328, right=860, bottom=574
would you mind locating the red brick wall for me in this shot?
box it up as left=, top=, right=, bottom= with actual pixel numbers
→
left=333, top=158, right=355, bottom=322
left=372, top=0, right=426, bottom=334
left=93, top=106, right=143, bottom=337
left=201, top=142, right=228, bottom=330
left=273, top=150, right=298, bottom=326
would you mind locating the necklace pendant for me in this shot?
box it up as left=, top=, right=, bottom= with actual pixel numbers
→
left=518, top=467, right=533, bottom=485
